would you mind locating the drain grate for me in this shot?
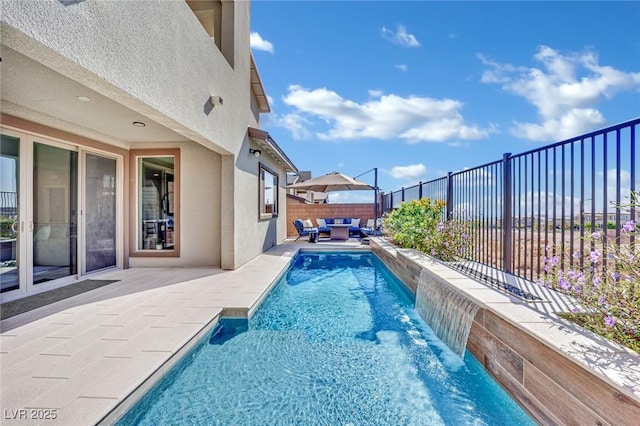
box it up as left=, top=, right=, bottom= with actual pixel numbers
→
left=447, top=263, right=543, bottom=302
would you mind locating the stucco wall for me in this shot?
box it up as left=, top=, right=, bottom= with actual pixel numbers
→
left=1, top=0, right=251, bottom=156
left=2, top=0, right=285, bottom=270
left=179, top=142, right=222, bottom=266
left=232, top=139, right=289, bottom=267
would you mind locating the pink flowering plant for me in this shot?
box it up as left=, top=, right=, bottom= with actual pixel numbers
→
left=538, top=215, right=640, bottom=352
left=425, top=212, right=475, bottom=261
left=382, top=198, right=474, bottom=262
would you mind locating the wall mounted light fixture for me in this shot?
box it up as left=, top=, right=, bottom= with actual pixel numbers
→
left=249, top=148, right=261, bottom=158
left=209, top=95, right=224, bottom=107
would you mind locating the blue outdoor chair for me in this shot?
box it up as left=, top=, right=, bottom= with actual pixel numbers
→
left=293, top=219, right=318, bottom=242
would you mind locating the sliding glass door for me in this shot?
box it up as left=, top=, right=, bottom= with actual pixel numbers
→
left=0, top=134, right=21, bottom=293
left=84, top=153, right=117, bottom=273
left=32, top=142, right=78, bottom=284
left=1, top=128, right=120, bottom=299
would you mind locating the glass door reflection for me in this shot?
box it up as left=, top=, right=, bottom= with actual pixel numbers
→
left=32, top=143, right=77, bottom=284
left=0, top=134, right=20, bottom=293
left=85, top=153, right=116, bottom=273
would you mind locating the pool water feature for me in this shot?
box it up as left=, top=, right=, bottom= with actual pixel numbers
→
left=416, top=269, right=480, bottom=357
left=118, top=252, right=535, bottom=425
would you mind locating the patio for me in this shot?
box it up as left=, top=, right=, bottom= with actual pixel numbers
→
left=2, top=238, right=637, bottom=425
left=0, top=243, right=311, bottom=425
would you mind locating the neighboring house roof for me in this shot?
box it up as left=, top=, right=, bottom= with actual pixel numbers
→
left=250, top=53, right=270, bottom=113
left=286, top=173, right=300, bottom=185
left=312, top=191, right=329, bottom=202
left=248, top=127, right=298, bottom=172
left=297, top=171, right=312, bottom=182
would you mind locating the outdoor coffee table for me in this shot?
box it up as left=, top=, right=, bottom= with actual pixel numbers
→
left=327, top=224, right=350, bottom=240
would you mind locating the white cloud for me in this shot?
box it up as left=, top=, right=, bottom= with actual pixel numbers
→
left=368, top=89, right=384, bottom=97
left=511, top=108, right=605, bottom=141
left=278, top=113, right=312, bottom=140
left=282, top=85, right=489, bottom=143
left=480, top=46, right=640, bottom=141
left=328, top=191, right=374, bottom=204
left=478, top=54, right=527, bottom=84
left=389, top=164, right=427, bottom=180
left=250, top=32, right=274, bottom=53
left=600, top=169, right=634, bottom=207
left=394, top=64, right=408, bottom=72
left=446, top=141, right=469, bottom=148
left=381, top=25, right=421, bottom=47
left=266, top=94, right=274, bottom=106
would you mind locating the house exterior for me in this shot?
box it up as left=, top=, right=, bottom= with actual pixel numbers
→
left=0, top=0, right=296, bottom=302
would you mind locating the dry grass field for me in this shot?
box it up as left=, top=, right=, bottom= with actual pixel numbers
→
left=464, top=228, right=630, bottom=281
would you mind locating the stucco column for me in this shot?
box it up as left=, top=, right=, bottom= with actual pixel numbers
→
left=221, top=154, right=235, bottom=269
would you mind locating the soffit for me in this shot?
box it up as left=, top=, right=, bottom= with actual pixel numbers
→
left=185, top=0, right=217, bottom=12
left=250, top=53, right=270, bottom=113
left=0, top=46, right=187, bottom=146
left=248, top=127, right=297, bottom=172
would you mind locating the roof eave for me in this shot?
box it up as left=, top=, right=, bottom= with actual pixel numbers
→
left=248, top=127, right=298, bottom=173
left=250, top=53, right=270, bottom=113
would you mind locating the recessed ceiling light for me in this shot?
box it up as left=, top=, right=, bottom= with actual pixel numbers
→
left=132, top=121, right=146, bottom=127
left=77, top=96, right=90, bottom=102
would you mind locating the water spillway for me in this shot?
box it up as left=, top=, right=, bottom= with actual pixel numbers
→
left=415, top=268, right=480, bottom=358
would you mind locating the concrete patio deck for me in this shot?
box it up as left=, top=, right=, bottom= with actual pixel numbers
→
left=0, top=239, right=367, bottom=425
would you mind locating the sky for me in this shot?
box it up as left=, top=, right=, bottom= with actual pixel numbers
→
left=250, top=1, right=640, bottom=203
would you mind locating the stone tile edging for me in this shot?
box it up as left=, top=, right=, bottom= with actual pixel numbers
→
left=369, top=237, right=640, bottom=425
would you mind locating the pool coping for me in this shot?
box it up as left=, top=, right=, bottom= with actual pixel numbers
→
left=1, top=243, right=308, bottom=426
left=5, top=237, right=635, bottom=425
left=99, top=245, right=374, bottom=424
left=96, top=246, right=304, bottom=425
left=370, top=237, right=640, bottom=424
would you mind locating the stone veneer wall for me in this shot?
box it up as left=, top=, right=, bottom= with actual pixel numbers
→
left=286, top=201, right=375, bottom=237
left=370, top=239, right=640, bottom=425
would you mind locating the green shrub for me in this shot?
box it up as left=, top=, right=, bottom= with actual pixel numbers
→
left=0, top=216, right=16, bottom=238
left=382, top=198, right=445, bottom=252
left=382, top=198, right=474, bottom=261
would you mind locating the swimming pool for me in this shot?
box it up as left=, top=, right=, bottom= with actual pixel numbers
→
left=118, top=251, right=535, bottom=425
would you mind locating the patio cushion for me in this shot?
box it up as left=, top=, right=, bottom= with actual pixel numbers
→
left=302, top=219, right=314, bottom=229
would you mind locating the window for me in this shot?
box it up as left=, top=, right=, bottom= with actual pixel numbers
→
left=259, top=164, right=278, bottom=219
left=131, top=149, right=179, bottom=256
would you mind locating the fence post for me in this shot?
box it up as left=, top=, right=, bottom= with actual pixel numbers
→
left=418, top=181, right=423, bottom=200
left=502, top=153, right=513, bottom=274
left=401, top=187, right=405, bottom=202
left=446, top=172, right=453, bottom=219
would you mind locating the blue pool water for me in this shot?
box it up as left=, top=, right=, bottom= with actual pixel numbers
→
left=119, top=252, right=535, bottom=425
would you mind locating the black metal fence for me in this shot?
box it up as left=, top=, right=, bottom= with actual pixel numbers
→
left=381, top=117, right=640, bottom=282
left=0, top=191, right=17, bottom=218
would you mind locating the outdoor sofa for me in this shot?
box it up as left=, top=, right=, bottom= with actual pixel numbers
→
left=294, top=218, right=380, bottom=240
left=316, top=218, right=362, bottom=237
